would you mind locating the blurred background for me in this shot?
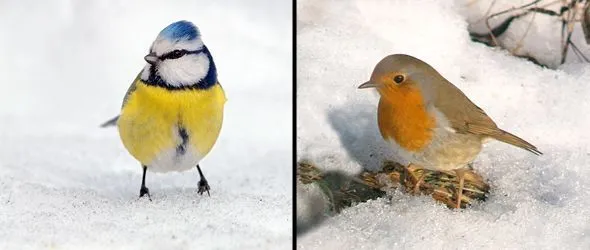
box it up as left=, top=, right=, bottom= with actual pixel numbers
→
left=0, top=0, right=293, bottom=248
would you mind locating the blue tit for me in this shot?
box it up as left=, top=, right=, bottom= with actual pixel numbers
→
left=102, top=20, right=226, bottom=199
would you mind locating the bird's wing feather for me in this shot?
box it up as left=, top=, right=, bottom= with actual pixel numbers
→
left=99, top=70, right=143, bottom=128
left=433, top=79, right=541, bottom=155
left=122, top=71, right=143, bottom=108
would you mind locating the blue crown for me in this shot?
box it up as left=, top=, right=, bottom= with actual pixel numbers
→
left=159, top=20, right=200, bottom=41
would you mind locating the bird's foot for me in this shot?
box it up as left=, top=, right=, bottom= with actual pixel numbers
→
left=198, top=179, right=210, bottom=196
left=404, top=163, right=423, bottom=194
left=139, top=186, right=152, bottom=201
left=412, top=175, right=425, bottom=195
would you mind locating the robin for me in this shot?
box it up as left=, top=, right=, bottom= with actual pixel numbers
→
left=358, top=54, right=541, bottom=208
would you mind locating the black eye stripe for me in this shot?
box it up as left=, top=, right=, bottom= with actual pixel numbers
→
left=158, top=48, right=205, bottom=60
left=160, top=50, right=185, bottom=60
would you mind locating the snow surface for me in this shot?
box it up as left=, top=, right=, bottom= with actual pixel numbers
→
left=297, top=0, right=590, bottom=249
left=0, top=1, right=292, bottom=249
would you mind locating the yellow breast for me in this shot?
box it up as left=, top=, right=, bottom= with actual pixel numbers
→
left=117, top=81, right=226, bottom=166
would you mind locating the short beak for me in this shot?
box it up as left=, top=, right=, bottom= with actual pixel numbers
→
left=144, top=52, right=158, bottom=64
left=358, top=81, right=379, bottom=89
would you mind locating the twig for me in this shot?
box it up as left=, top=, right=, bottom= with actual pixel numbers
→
left=582, top=1, right=590, bottom=44
left=512, top=9, right=538, bottom=55
left=569, top=40, right=590, bottom=62
left=561, top=0, right=578, bottom=64
left=537, top=0, right=564, bottom=10
left=485, top=0, right=543, bottom=46
left=472, top=0, right=497, bottom=24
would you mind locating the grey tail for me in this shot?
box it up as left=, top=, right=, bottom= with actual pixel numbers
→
left=100, top=115, right=119, bottom=128
left=492, top=129, right=542, bottom=156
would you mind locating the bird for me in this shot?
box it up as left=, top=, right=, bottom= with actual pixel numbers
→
left=358, top=54, right=541, bottom=209
left=101, top=20, right=226, bottom=200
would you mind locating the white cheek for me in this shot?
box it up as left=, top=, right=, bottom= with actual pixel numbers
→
left=157, top=53, right=209, bottom=86
left=140, top=64, right=151, bottom=81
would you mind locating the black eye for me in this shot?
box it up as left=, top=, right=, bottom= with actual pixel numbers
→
left=167, top=50, right=185, bottom=59
left=393, top=75, right=405, bottom=84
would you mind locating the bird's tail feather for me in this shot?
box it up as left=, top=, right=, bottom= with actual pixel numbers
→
left=100, top=115, right=119, bottom=128
left=491, top=129, right=542, bottom=155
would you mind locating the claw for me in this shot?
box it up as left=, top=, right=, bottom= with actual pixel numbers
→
left=198, top=179, right=210, bottom=196
left=140, top=186, right=152, bottom=201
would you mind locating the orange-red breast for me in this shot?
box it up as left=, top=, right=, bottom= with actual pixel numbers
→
left=358, top=54, right=541, bottom=208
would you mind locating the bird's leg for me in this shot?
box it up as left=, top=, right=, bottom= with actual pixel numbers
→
left=196, top=164, right=210, bottom=196
left=139, top=165, right=151, bottom=201
left=406, top=163, right=424, bottom=194
left=401, top=164, right=411, bottom=189
left=454, top=168, right=467, bottom=209
left=413, top=174, right=425, bottom=195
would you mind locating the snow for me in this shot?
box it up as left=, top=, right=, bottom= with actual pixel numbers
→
left=297, top=0, right=590, bottom=248
left=0, top=0, right=292, bottom=249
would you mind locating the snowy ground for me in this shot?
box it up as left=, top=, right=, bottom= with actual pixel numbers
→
left=297, top=0, right=590, bottom=249
left=0, top=1, right=292, bottom=249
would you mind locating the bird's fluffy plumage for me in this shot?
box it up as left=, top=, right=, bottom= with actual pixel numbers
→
left=140, top=20, right=217, bottom=89
left=159, top=20, right=200, bottom=41
left=117, top=20, right=226, bottom=173
left=118, top=80, right=226, bottom=172
left=361, top=54, right=540, bottom=208
left=371, top=54, right=541, bottom=158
